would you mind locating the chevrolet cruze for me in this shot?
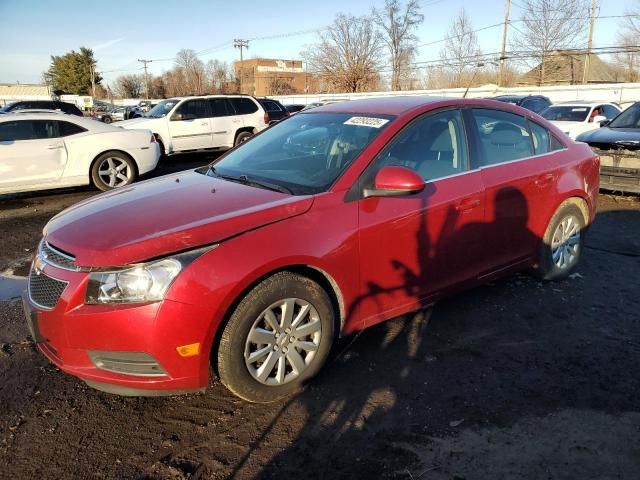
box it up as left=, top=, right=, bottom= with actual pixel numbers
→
left=23, top=97, right=599, bottom=402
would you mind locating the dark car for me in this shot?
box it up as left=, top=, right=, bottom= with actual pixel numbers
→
left=257, top=98, right=290, bottom=124
left=491, top=95, right=552, bottom=114
left=577, top=102, right=640, bottom=193
left=0, top=100, right=84, bottom=116
left=285, top=104, right=306, bottom=114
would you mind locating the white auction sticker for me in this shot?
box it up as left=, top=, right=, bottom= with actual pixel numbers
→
left=344, top=116, right=389, bottom=128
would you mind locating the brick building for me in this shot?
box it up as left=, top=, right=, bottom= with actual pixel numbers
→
left=234, top=58, right=319, bottom=96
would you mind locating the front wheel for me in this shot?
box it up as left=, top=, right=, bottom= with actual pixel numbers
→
left=91, top=152, right=136, bottom=191
left=535, top=204, right=585, bottom=280
left=217, top=272, right=335, bottom=403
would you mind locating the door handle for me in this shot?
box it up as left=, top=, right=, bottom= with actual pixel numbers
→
left=455, top=198, right=481, bottom=211
left=200, top=122, right=208, bottom=126
left=47, top=144, right=63, bottom=150
left=535, top=173, right=555, bottom=187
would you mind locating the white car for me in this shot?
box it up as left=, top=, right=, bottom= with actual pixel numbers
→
left=539, top=102, right=622, bottom=139
left=0, top=112, right=160, bottom=194
left=118, top=95, right=268, bottom=155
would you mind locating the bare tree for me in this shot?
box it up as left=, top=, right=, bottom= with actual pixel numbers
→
left=373, top=0, right=424, bottom=91
left=115, top=74, right=144, bottom=98
left=175, top=49, right=205, bottom=94
left=613, top=1, right=640, bottom=82
left=268, top=76, right=295, bottom=95
left=510, top=0, right=589, bottom=85
left=439, top=9, right=482, bottom=87
left=304, top=13, right=383, bottom=93
left=205, top=59, right=232, bottom=93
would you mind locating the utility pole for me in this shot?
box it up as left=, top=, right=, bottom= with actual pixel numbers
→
left=582, top=0, right=597, bottom=84
left=234, top=39, right=249, bottom=94
left=90, top=63, right=96, bottom=99
left=138, top=59, right=153, bottom=100
left=498, top=0, right=511, bottom=87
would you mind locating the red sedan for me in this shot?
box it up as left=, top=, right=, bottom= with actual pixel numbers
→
left=24, top=97, right=599, bottom=402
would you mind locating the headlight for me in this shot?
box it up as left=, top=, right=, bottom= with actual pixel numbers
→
left=84, top=246, right=215, bottom=305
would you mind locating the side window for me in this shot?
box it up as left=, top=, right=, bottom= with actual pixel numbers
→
left=57, top=121, right=86, bottom=137
left=263, top=101, right=280, bottom=112
left=528, top=121, right=551, bottom=154
left=471, top=109, right=534, bottom=165
left=231, top=98, right=259, bottom=115
left=601, top=105, right=619, bottom=119
left=550, top=135, right=565, bottom=151
left=208, top=98, right=232, bottom=117
left=175, top=99, right=209, bottom=119
left=375, top=109, right=468, bottom=182
left=11, top=103, right=29, bottom=111
left=0, top=120, right=56, bottom=141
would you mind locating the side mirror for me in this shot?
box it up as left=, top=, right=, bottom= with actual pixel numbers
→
left=363, top=166, right=425, bottom=198
left=599, top=118, right=611, bottom=127
left=592, top=115, right=607, bottom=124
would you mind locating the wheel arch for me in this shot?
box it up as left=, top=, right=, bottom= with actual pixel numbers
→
left=552, top=194, right=591, bottom=226
left=209, top=263, right=346, bottom=376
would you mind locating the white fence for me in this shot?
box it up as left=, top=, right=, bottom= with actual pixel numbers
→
left=271, top=83, right=640, bottom=108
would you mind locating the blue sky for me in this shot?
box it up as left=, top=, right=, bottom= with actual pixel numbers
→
left=0, top=0, right=633, bottom=85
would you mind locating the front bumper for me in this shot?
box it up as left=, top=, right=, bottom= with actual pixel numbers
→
left=135, top=143, right=161, bottom=176
left=22, top=263, right=212, bottom=396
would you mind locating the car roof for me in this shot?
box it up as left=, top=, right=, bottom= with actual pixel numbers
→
left=169, top=94, right=260, bottom=101
left=554, top=101, right=616, bottom=106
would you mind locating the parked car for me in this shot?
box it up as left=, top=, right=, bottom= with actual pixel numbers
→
left=577, top=101, right=640, bottom=193
left=119, top=95, right=269, bottom=155
left=301, top=100, right=344, bottom=111
left=23, top=97, right=599, bottom=402
left=285, top=104, right=306, bottom=114
left=491, top=95, right=552, bottom=113
left=256, top=98, right=290, bottom=124
left=540, top=102, right=621, bottom=139
left=96, top=107, right=126, bottom=124
left=0, top=100, right=84, bottom=116
left=132, top=103, right=158, bottom=119
left=0, top=112, right=160, bottom=194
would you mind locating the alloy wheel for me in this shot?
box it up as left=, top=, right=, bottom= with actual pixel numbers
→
left=244, top=298, right=322, bottom=386
left=551, top=214, right=581, bottom=270
left=97, top=157, right=132, bottom=188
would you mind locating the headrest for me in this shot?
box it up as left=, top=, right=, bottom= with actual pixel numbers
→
left=490, top=122, right=524, bottom=145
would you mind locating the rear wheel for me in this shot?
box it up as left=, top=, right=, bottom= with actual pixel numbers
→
left=217, top=272, right=335, bottom=403
left=234, top=131, right=253, bottom=146
left=91, top=151, right=136, bottom=191
left=535, top=204, right=585, bottom=280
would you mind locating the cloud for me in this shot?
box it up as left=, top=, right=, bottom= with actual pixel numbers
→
left=93, top=37, right=125, bottom=51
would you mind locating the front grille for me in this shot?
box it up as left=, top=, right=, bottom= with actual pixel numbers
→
left=28, top=270, right=68, bottom=310
left=41, top=241, right=77, bottom=271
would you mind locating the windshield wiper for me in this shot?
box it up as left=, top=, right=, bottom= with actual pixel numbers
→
left=209, top=167, right=293, bottom=195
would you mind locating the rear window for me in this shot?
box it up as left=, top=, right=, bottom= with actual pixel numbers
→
left=58, top=121, right=86, bottom=136
left=230, top=98, right=259, bottom=115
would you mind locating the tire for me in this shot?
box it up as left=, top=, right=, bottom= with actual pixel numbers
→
left=103, top=116, right=112, bottom=124
left=535, top=204, right=585, bottom=281
left=234, top=131, right=253, bottom=146
left=217, top=272, right=335, bottom=403
left=91, top=151, right=137, bottom=191
left=156, top=137, right=166, bottom=158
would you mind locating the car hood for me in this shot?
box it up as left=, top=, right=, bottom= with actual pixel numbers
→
left=576, top=127, right=640, bottom=148
left=44, top=171, right=313, bottom=267
left=118, top=117, right=158, bottom=129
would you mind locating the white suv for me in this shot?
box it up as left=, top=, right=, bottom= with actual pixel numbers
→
left=119, top=95, right=269, bottom=155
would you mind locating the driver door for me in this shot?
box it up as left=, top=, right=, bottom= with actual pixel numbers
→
left=0, top=119, right=67, bottom=191
left=168, top=99, right=212, bottom=151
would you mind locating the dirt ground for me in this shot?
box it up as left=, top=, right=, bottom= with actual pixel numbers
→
left=1, top=159, right=639, bottom=479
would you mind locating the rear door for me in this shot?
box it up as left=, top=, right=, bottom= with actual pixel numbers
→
left=467, top=108, right=561, bottom=276
left=168, top=98, right=212, bottom=151
left=230, top=97, right=263, bottom=131
left=0, top=119, right=67, bottom=190
left=207, top=98, right=236, bottom=148
left=357, top=108, right=486, bottom=326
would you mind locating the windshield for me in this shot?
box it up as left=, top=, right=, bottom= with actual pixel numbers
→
left=608, top=103, right=640, bottom=129
left=540, top=106, right=590, bottom=122
left=0, top=102, right=17, bottom=112
left=146, top=99, right=178, bottom=118
left=205, top=112, right=394, bottom=195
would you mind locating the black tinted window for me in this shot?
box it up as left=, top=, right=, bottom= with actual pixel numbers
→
left=58, top=121, right=86, bottom=136
left=208, top=98, right=232, bottom=117
left=0, top=120, right=57, bottom=141
left=175, top=99, right=209, bottom=119
left=231, top=98, right=259, bottom=114
left=262, top=101, right=281, bottom=112
left=57, top=102, right=82, bottom=115
left=471, top=109, right=534, bottom=165
left=376, top=109, right=468, bottom=181
left=522, top=98, right=550, bottom=113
